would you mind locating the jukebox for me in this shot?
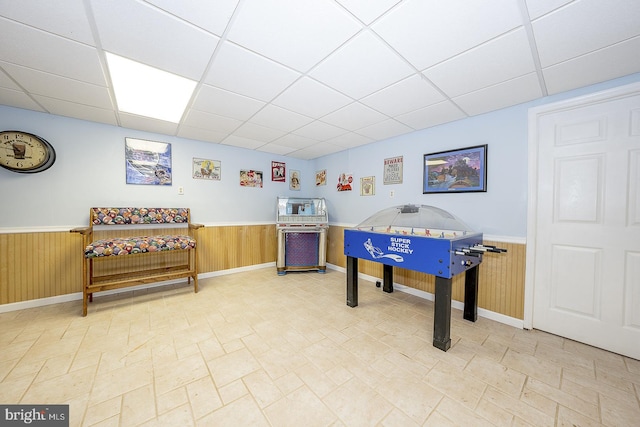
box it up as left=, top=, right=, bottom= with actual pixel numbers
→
left=276, top=197, right=328, bottom=275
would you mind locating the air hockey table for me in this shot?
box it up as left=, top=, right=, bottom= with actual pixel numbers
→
left=343, top=204, right=504, bottom=351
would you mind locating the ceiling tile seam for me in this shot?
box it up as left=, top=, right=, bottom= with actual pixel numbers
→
left=0, top=14, right=94, bottom=48
left=333, top=0, right=406, bottom=29
left=205, top=16, right=404, bottom=139
left=141, top=0, right=226, bottom=38
left=83, top=0, right=122, bottom=129
left=517, top=0, right=548, bottom=97
left=0, top=18, right=113, bottom=114
left=540, top=33, right=640, bottom=71
left=365, top=24, right=469, bottom=121
left=529, top=0, right=579, bottom=22
left=216, top=16, right=367, bottom=120
left=0, top=65, right=50, bottom=114
left=174, top=0, right=248, bottom=137
left=450, top=71, right=540, bottom=108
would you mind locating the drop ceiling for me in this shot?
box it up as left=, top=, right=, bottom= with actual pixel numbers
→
left=1, top=0, right=639, bottom=159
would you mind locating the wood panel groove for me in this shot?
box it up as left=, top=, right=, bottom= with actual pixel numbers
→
left=1, top=225, right=524, bottom=319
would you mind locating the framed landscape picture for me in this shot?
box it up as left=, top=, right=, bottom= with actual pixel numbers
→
left=423, top=144, right=487, bottom=194
left=125, top=137, right=172, bottom=185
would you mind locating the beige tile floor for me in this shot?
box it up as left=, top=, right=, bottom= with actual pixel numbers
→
left=1, top=267, right=639, bottom=426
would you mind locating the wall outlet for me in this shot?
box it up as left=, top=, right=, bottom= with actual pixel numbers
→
left=178, top=186, right=184, bottom=195
left=389, top=190, right=394, bottom=198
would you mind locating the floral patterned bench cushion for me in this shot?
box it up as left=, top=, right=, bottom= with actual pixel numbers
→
left=90, top=208, right=190, bottom=225
left=85, top=234, right=196, bottom=258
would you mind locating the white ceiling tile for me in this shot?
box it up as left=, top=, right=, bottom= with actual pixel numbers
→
left=255, top=143, right=296, bottom=156
left=119, top=112, right=178, bottom=134
left=288, top=142, right=345, bottom=160
left=226, top=0, right=361, bottom=72
left=310, top=30, right=414, bottom=99
left=249, top=105, right=314, bottom=132
left=0, top=87, right=46, bottom=112
left=373, top=0, right=523, bottom=70
left=33, top=95, right=117, bottom=125
left=191, top=85, right=265, bottom=121
left=271, top=134, right=318, bottom=149
left=336, top=0, right=402, bottom=25
left=205, top=42, right=301, bottom=102
left=543, top=36, right=640, bottom=95
left=355, top=119, right=412, bottom=140
left=177, top=125, right=227, bottom=143
left=293, top=121, right=349, bottom=141
left=361, top=74, right=445, bottom=116
left=1, top=62, right=113, bottom=109
left=320, top=103, right=388, bottom=131
left=231, top=122, right=286, bottom=143
left=533, top=0, right=640, bottom=67
left=453, top=73, right=543, bottom=116
left=525, top=0, right=573, bottom=19
left=0, top=0, right=95, bottom=44
left=0, top=18, right=105, bottom=85
left=395, top=101, right=466, bottom=130
left=326, top=132, right=374, bottom=149
left=221, top=135, right=266, bottom=150
left=183, top=109, right=242, bottom=133
left=91, top=0, right=219, bottom=80
left=423, top=28, right=536, bottom=98
left=145, top=0, right=239, bottom=36
left=2, top=0, right=639, bottom=160
left=272, top=77, right=352, bottom=119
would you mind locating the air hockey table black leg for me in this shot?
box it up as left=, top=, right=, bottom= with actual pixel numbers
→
left=346, top=256, right=358, bottom=307
left=383, top=264, right=393, bottom=293
left=464, top=265, right=479, bottom=322
left=433, top=276, right=452, bottom=351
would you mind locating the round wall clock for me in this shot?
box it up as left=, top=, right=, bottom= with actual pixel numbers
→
left=0, top=130, right=56, bottom=173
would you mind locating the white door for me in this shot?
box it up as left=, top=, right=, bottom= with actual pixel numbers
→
left=527, top=82, right=640, bottom=359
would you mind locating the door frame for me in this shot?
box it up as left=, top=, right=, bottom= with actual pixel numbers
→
left=524, top=81, right=640, bottom=330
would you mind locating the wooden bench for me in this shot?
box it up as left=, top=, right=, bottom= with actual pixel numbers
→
left=71, top=208, right=203, bottom=316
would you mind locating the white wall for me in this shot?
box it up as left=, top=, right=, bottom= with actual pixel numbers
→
left=313, top=73, right=640, bottom=238
left=2, top=72, right=639, bottom=233
left=0, top=108, right=308, bottom=228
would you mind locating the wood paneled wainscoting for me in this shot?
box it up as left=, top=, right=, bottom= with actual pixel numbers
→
left=0, top=224, right=277, bottom=308
left=1, top=224, right=523, bottom=321
left=327, top=225, right=526, bottom=321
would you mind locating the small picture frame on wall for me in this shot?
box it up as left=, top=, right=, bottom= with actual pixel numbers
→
left=360, top=176, right=375, bottom=196
left=125, top=137, right=172, bottom=185
left=192, top=158, right=221, bottom=180
left=290, top=170, right=301, bottom=190
left=423, top=144, right=487, bottom=193
left=383, top=156, right=403, bottom=185
left=240, top=169, right=263, bottom=187
left=315, top=169, right=327, bottom=186
left=272, top=161, right=286, bottom=182
left=337, top=172, right=353, bottom=191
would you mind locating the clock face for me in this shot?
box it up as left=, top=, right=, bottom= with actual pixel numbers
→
left=0, top=131, right=56, bottom=173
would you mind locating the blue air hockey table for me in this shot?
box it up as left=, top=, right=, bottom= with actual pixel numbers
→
left=343, top=204, right=505, bottom=351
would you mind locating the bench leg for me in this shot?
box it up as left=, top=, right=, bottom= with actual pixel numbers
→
left=193, top=249, right=199, bottom=293
left=82, top=258, right=89, bottom=316
left=83, top=290, right=88, bottom=317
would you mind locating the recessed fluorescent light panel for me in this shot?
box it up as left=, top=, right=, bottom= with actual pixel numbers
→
left=106, top=52, right=197, bottom=123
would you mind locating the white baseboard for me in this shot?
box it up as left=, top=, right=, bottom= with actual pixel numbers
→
left=326, top=263, right=524, bottom=329
left=0, top=262, right=277, bottom=314
left=0, top=261, right=524, bottom=330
